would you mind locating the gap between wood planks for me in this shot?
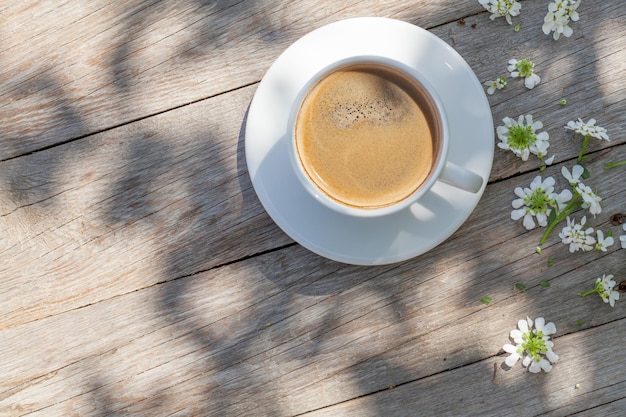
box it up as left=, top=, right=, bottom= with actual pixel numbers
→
left=0, top=79, right=259, bottom=164
left=0, top=4, right=491, bottom=165
left=291, top=316, right=626, bottom=417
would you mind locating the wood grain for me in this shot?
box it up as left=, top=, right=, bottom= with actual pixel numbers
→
left=0, top=0, right=486, bottom=160
left=1, top=0, right=625, bottom=416
left=1, top=0, right=624, bottom=329
left=2, top=146, right=626, bottom=414
left=302, top=319, right=626, bottom=417
left=0, top=83, right=295, bottom=330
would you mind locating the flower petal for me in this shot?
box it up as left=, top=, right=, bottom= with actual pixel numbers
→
left=505, top=352, right=520, bottom=367
left=536, top=212, right=548, bottom=227
left=542, top=176, right=555, bottom=188
left=522, top=214, right=536, bottom=230
left=535, top=317, right=545, bottom=332
left=511, top=209, right=526, bottom=221
left=513, top=186, right=528, bottom=199
left=518, top=319, right=529, bottom=333
left=546, top=349, right=559, bottom=363
left=572, top=165, right=584, bottom=178
left=543, top=322, right=557, bottom=335
left=529, top=361, right=541, bottom=373
left=539, top=358, right=553, bottom=372
left=503, top=343, right=518, bottom=353
left=512, top=199, right=525, bottom=209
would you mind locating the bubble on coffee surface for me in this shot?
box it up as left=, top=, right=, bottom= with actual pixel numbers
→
left=331, top=99, right=399, bottom=129
left=320, top=73, right=413, bottom=130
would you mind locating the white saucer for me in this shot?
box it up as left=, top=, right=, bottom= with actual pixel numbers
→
left=245, top=17, right=494, bottom=265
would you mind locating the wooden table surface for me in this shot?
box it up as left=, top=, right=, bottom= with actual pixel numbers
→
left=1, top=1, right=625, bottom=416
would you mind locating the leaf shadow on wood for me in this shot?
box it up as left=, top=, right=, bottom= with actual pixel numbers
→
left=107, top=0, right=265, bottom=95
left=1, top=1, right=298, bottom=415
left=123, top=100, right=424, bottom=414
left=297, top=2, right=626, bottom=414
left=86, top=2, right=625, bottom=415
left=440, top=2, right=626, bottom=414
left=2, top=1, right=624, bottom=416
left=0, top=71, right=97, bottom=215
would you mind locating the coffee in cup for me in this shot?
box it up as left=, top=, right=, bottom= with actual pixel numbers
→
left=289, top=56, right=483, bottom=217
left=295, top=63, right=440, bottom=209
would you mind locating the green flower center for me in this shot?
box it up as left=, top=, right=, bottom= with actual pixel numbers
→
left=518, top=330, right=548, bottom=362
left=571, top=226, right=588, bottom=241
left=596, top=280, right=609, bottom=299
left=525, top=188, right=553, bottom=214
left=507, top=124, right=537, bottom=150
left=515, top=59, right=535, bottom=77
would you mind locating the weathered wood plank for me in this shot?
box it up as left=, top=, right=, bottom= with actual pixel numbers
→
left=2, top=146, right=626, bottom=415
left=0, top=0, right=487, bottom=159
left=0, top=83, right=295, bottom=330
left=302, top=319, right=626, bottom=417
left=1, top=2, right=625, bottom=416
left=0, top=200, right=624, bottom=416
left=1, top=0, right=622, bottom=173
left=1, top=0, right=624, bottom=331
left=436, top=0, right=626, bottom=180
left=570, top=398, right=626, bottom=417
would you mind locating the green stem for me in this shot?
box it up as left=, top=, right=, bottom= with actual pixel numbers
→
left=539, top=216, right=563, bottom=246
left=538, top=197, right=583, bottom=246
left=578, top=288, right=597, bottom=297
left=577, top=135, right=590, bottom=162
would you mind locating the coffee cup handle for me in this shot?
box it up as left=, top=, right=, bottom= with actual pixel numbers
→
left=438, top=161, right=483, bottom=193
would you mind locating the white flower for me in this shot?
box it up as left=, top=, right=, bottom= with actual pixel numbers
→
left=503, top=317, right=558, bottom=373
left=597, top=274, right=620, bottom=307
left=562, top=165, right=602, bottom=218
left=542, top=0, right=581, bottom=40
left=559, top=216, right=596, bottom=252
left=594, top=230, right=614, bottom=252
left=575, top=183, right=602, bottom=217
left=561, top=164, right=584, bottom=185
left=532, top=136, right=555, bottom=166
left=497, top=115, right=552, bottom=163
left=479, top=0, right=522, bottom=25
left=621, top=224, right=626, bottom=249
left=508, top=58, right=541, bottom=89
left=579, top=274, right=620, bottom=307
left=484, top=77, right=507, bottom=94
left=511, top=176, right=572, bottom=230
left=566, top=118, right=610, bottom=141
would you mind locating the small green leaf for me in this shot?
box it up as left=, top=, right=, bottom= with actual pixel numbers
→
left=515, top=283, right=526, bottom=291
left=547, top=257, right=554, bottom=267
left=604, top=160, right=626, bottom=169
left=577, top=319, right=583, bottom=326
left=606, top=229, right=613, bottom=237
left=539, top=280, right=551, bottom=288
left=480, top=296, right=492, bottom=305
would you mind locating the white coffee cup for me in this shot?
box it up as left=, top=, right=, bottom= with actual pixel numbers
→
left=288, top=55, right=483, bottom=218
